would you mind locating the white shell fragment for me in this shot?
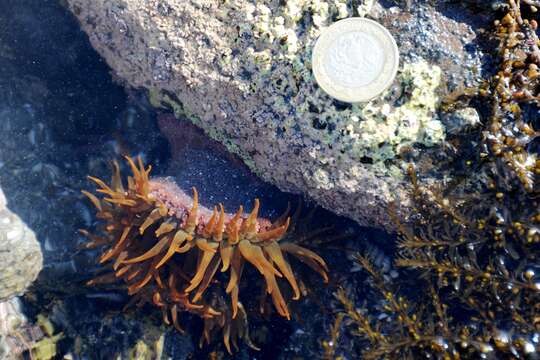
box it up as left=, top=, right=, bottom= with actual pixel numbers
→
left=312, top=18, right=399, bottom=103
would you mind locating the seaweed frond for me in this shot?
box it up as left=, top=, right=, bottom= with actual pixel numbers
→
left=334, top=162, right=540, bottom=359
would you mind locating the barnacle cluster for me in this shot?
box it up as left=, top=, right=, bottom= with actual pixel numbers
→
left=82, top=156, right=328, bottom=353
left=325, top=2, right=540, bottom=358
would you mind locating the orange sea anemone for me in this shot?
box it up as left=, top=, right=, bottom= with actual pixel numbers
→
left=81, top=156, right=329, bottom=353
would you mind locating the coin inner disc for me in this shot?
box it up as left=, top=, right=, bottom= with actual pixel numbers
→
left=323, top=31, right=384, bottom=88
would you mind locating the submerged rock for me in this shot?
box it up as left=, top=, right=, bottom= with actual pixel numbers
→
left=0, top=187, right=42, bottom=302
left=64, top=0, right=488, bottom=229
left=0, top=298, right=30, bottom=359
left=0, top=299, right=64, bottom=360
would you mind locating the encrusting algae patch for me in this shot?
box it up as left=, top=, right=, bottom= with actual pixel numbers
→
left=216, top=1, right=445, bottom=173
left=82, top=156, right=329, bottom=353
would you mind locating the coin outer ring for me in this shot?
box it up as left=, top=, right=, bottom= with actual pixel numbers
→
left=312, top=18, right=400, bottom=103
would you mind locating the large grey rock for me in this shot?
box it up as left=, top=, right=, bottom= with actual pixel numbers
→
left=64, top=0, right=487, bottom=229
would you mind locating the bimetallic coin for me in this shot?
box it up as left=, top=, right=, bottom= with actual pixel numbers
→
left=312, top=18, right=399, bottom=103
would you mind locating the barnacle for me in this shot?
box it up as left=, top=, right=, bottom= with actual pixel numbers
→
left=82, top=156, right=328, bottom=352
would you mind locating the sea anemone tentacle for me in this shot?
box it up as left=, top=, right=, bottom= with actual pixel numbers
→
left=82, top=156, right=329, bottom=352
